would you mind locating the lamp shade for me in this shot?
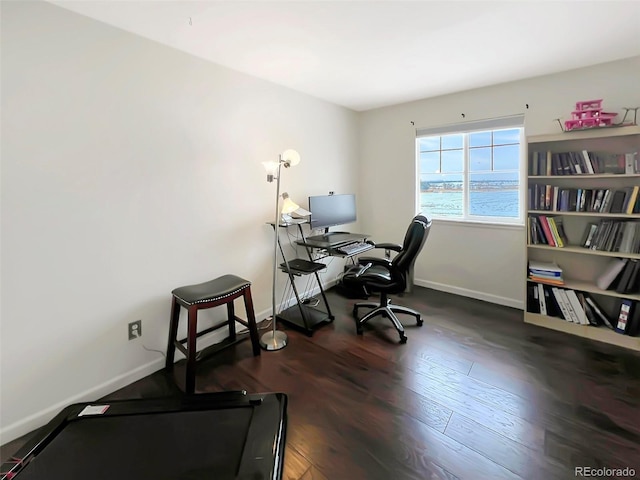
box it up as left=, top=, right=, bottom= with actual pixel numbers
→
left=262, top=161, right=279, bottom=176
left=281, top=149, right=300, bottom=167
left=281, top=193, right=300, bottom=215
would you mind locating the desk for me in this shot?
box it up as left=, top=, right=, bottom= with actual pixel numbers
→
left=270, top=221, right=334, bottom=336
left=295, top=232, right=371, bottom=257
left=1, top=391, right=287, bottom=480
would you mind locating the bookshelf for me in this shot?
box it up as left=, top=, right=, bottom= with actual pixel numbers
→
left=525, top=125, right=640, bottom=351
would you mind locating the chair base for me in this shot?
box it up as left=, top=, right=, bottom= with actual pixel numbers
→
left=353, top=293, right=422, bottom=344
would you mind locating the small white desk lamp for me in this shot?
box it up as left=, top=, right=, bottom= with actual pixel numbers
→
left=280, top=192, right=311, bottom=224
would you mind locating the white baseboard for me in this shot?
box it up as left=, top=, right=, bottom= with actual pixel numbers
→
left=414, top=278, right=524, bottom=310
left=0, top=358, right=165, bottom=445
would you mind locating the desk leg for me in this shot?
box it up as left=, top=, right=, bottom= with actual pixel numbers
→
left=277, top=231, right=315, bottom=335
left=314, top=271, right=334, bottom=321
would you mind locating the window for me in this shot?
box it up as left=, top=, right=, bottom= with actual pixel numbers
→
left=416, top=116, right=524, bottom=224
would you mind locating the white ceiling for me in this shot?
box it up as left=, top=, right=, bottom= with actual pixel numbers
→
left=49, top=1, right=640, bottom=111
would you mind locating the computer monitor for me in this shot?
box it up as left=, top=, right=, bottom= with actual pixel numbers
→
left=308, top=194, right=356, bottom=232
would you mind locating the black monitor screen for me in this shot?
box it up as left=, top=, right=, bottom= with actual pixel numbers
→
left=308, top=194, right=356, bottom=230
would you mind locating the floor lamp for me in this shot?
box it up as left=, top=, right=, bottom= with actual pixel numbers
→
left=260, top=149, right=301, bottom=351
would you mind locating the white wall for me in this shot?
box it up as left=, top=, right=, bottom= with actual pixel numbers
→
left=0, top=1, right=359, bottom=443
left=358, top=56, right=640, bottom=308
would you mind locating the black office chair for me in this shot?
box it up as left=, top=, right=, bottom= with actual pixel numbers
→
left=342, top=215, right=431, bottom=343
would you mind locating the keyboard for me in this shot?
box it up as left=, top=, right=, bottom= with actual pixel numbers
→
left=336, top=242, right=374, bottom=256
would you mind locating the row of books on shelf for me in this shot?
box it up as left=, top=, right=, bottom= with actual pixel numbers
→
left=528, top=260, right=564, bottom=285
left=596, top=258, right=640, bottom=295
left=527, top=283, right=640, bottom=336
left=527, top=215, right=569, bottom=248
left=582, top=220, right=640, bottom=254
left=528, top=184, right=640, bottom=214
left=529, top=150, right=638, bottom=176
left=528, top=216, right=640, bottom=254
left=528, top=257, right=640, bottom=295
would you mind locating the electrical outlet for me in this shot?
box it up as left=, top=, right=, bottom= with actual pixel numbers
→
left=128, top=320, right=142, bottom=340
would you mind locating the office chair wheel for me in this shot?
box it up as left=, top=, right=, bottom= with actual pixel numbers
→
left=417, top=317, right=423, bottom=327
left=356, top=325, right=363, bottom=335
left=399, top=334, right=407, bottom=344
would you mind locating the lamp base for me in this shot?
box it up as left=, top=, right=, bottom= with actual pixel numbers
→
left=260, top=329, right=288, bottom=351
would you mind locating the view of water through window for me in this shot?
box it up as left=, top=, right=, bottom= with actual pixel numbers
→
left=419, top=179, right=520, bottom=218
left=417, top=127, right=521, bottom=220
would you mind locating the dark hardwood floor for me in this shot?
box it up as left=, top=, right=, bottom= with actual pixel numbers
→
left=3, top=287, right=640, bottom=479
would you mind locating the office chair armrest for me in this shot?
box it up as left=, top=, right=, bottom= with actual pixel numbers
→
left=357, top=256, right=392, bottom=268
left=352, top=262, right=373, bottom=277
left=371, top=242, right=402, bottom=253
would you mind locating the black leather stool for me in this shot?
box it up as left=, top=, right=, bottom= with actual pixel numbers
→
left=165, top=274, right=260, bottom=393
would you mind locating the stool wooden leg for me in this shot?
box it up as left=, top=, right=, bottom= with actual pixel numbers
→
left=242, top=287, right=261, bottom=356
left=227, top=300, right=236, bottom=341
left=186, top=306, right=198, bottom=394
left=165, top=297, right=181, bottom=370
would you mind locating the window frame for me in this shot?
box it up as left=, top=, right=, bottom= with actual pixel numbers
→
left=415, top=117, right=526, bottom=226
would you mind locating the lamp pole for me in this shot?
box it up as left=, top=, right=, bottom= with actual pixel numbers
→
left=260, top=154, right=288, bottom=351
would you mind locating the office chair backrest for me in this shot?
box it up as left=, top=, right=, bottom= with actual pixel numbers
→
left=391, top=214, right=431, bottom=288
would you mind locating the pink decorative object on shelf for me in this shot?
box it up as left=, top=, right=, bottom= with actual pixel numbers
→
left=564, top=99, right=618, bottom=131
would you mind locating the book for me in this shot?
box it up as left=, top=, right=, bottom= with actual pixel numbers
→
left=618, top=222, right=637, bottom=253
left=591, top=220, right=613, bottom=251
left=615, top=299, right=633, bottom=334
left=551, top=287, right=572, bottom=322
left=537, top=283, right=547, bottom=315
left=627, top=260, right=640, bottom=293
left=625, top=152, right=638, bottom=174
left=529, top=276, right=565, bottom=285
left=616, top=259, right=640, bottom=294
left=579, top=293, right=600, bottom=326
left=583, top=302, right=598, bottom=325
left=596, top=258, right=628, bottom=290
left=528, top=260, right=562, bottom=273
left=529, top=260, right=564, bottom=285
left=537, top=216, right=557, bottom=246
left=547, top=217, right=568, bottom=248
left=597, top=152, right=626, bottom=174
left=527, top=284, right=540, bottom=314
left=626, top=304, right=640, bottom=337
left=582, top=223, right=598, bottom=248
left=625, top=186, right=639, bottom=215
left=544, top=286, right=561, bottom=318
left=584, top=295, right=614, bottom=329
left=592, top=189, right=605, bottom=212
left=582, top=189, right=593, bottom=212
left=565, top=290, right=589, bottom=325
left=581, top=150, right=595, bottom=174
left=599, top=189, right=613, bottom=213
left=609, top=190, right=627, bottom=214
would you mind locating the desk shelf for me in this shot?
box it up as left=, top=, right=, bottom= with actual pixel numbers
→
left=272, top=223, right=334, bottom=336
left=277, top=303, right=332, bottom=334
left=279, top=259, right=326, bottom=275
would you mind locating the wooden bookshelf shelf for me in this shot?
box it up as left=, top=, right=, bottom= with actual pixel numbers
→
left=524, top=312, right=640, bottom=351
left=529, top=173, right=640, bottom=180
left=526, top=278, right=640, bottom=302
left=528, top=210, right=640, bottom=218
left=527, top=244, right=640, bottom=260
left=527, top=125, right=640, bottom=144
